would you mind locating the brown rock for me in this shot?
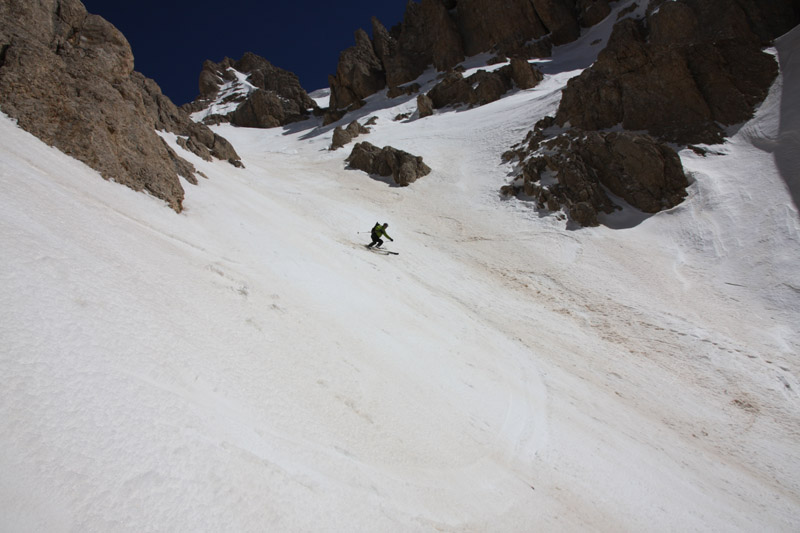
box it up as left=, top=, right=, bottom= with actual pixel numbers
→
left=346, top=120, right=370, bottom=137
left=530, top=0, right=581, bottom=45
left=231, top=87, right=310, bottom=129
left=427, top=71, right=475, bottom=108
left=556, top=0, right=788, bottom=144
left=197, top=59, right=229, bottom=98
left=375, top=0, right=465, bottom=90
left=427, top=64, right=533, bottom=110
left=579, top=131, right=688, bottom=212
left=508, top=58, right=544, bottom=89
left=329, top=29, right=385, bottom=110
left=330, top=127, right=352, bottom=151
left=502, top=127, right=688, bottom=226
left=238, top=53, right=316, bottom=112
left=455, top=0, right=548, bottom=56
left=578, top=0, right=611, bottom=27
left=472, top=70, right=513, bottom=105
left=407, top=0, right=464, bottom=73
left=329, top=0, right=615, bottom=115
left=330, top=120, right=371, bottom=150
left=188, top=53, right=316, bottom=128
left=134, top=73, right=240, bottom=164
left=0, top=0, right=240, bottom=212
left=346, top=142, right=431, bottom=186
left=417, top=93, right=434, bottom=118
left=322, top=107, right=348, bottom=126
left=387, top=83, right=421, bottom=99
left=370, top=16, right=397, bottom=66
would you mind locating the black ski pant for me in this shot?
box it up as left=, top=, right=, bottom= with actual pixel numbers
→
left=368, top=233, right=383, bottom=247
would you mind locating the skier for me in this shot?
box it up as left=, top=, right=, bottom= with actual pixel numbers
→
left=367, top=222, right=393, bottom=248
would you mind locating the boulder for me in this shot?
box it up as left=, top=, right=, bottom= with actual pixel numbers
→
left=330, top=127, right=352, bottom=151
left=417, top=93, right=434, bottom=118
left=427, top=71, right=475, bottom=108
left=231, top=89, right=288, bottom=128
left=472, top=70, right=514, bottom=104
left=346, top=142, right=431, bottom=186
left=508, top=58, right=544, bottom=89
left=0, top=0, right=240, bottom=212
left=330, top=120, right=370, bottom=150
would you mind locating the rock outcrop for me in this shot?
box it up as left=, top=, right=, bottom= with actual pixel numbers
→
left=426, top=60, right=543, bottom=110
left=330, top=120, right=371, bottom=150
left=184, top=53, right=317, bottom=128
left=417, top=93, right=434, bottom=118
left=372, top=0, right=465, bottom=93
left=133, top=73, right=240, bottom=165
left=346, top=142, right=431, bottom=186
left=0, top=0, right=240, bottom=211
left=503, top=0, right=798, bottom=226
left=555, top=0, right=791, bottom=144
left=578, top=0, right=612, bottom=27
left=328, top=0, right=610, bottom=111
left=502, top=121, right=688, bottom=226
left=328, top=29, right=386, bottom=111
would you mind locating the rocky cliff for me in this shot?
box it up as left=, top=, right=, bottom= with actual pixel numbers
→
left=0, top=0, right=241, bottom=212
left=329, top=0, right=613, bottom=111
left=502, top=0, right=798, bottom=226
left=183, top=53, right=318, bottom=128
left=556, top=0, right=795, bottom=144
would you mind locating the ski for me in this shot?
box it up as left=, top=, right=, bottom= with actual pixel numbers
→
left=364, top=245, right=398, bottom=255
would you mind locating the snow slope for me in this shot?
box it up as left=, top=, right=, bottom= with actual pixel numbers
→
left=2, top=12, right=800, bottom=533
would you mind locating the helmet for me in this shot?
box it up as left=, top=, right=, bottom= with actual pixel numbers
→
left=383, top=222, right=389, bottom=227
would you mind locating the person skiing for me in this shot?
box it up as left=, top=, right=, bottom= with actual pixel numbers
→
left=367, top=222, right=393, bottom=248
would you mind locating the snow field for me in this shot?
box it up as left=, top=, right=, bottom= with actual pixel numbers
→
left=2, top=12, right=800, bottom=533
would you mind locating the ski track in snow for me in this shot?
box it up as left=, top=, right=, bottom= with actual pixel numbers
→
left=2, top=8, right=800, bottom=532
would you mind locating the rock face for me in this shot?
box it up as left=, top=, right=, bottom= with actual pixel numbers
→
left=556, top=0, right=792, bottom=144
left=0, top=0, right=240, bottom=211
left=328, top=29, right=386, bottom=111
left=578, top=0, right=612, bottom=27
left=502, top=122, right=688, bottom=226
left=133, top=73, right=240, bottom=165
left=374, top=0, right=465, bottom=93
left=328, top=0, right=608, bottom=110
left=346, top=142, right=432, bottom=186
left=185, top=53, right=317, bottom=128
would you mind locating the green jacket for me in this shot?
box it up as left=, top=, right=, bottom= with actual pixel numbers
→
left=372, top=223, right=392, bottom=241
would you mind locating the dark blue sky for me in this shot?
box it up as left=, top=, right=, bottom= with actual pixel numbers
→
left=81, top=0, right=408, bottom=105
